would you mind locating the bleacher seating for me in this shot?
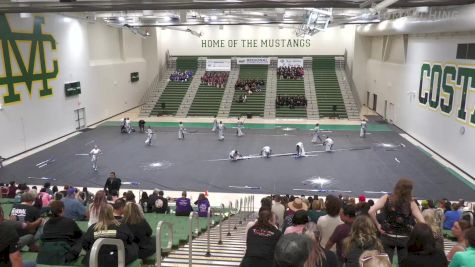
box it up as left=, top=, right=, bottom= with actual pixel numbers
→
left=275, top=79, right=307, bottom=118
left=313, top=56, right=348, bottom=118
left=187, top=83, right=225, bottom=117
left=229, top=65, right=267, bottom=117
left=151, top=57, right=198, bottom=116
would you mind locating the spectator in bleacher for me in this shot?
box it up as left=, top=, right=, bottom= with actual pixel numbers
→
left=195, top=193, right=210, bottom=218
left=399, top=223, right=448, bottom=267
left=422, top=208, right=444, bottom=251
left=175, top=191, right=193, bottom=216
left=82, top=205, right=138, bottom=266
left=447, top=219, right=471, bottom=261
left=52, top=185, right=59, bottom=199
left=276, top=95, right=307, bottom=109
left=7, top=181, right=17, bottom=198
left=113, top=198, right=126, bottom=220
left=277, top=66, right=304, bottom=80
left=123, top=202, right=155, bottom=260
left=10, top=192, right=43, bottom=252
left=14, top=183, right=29, bottom=203
left=304, top=222, right=338, bottom=267
left=169, top=70, right=193, bottom=82
left=0, top=222, right=35, bottom=267
left=317, top=195, right=343, bottom=252
left=449, top=227, right=475, bottom=267
left=358, top=250, right=392, bottom=267
left=37, top=188, right=52, bottom=209
left=235, top=79, right=265, bottom=93
left=201, top=71, right=229, bottom=88
left=343, top=215, right=384, bottom=267
left=62, top=188, right=86, bottom=221
left=308, top=198, right=327, bottom=223
left=369, top=178, right=425, bottom=265
left=282, top=197, right=308, bottom=232
left=43, top=182, right=53, bottom=196
left=444, top=203, right=462, bottom=230
left=246, top=197, right=273, bottom=236
left=38, top=200, right=83, bottom=264
left=139, top=192, right=149, bottom=213
left=274, top=233, right=311, bottom=267
left=104, top=172, right=121, bottom=196
left=147, top=189, right=159, bottom=212
left=124, top=191, right=137, bottom=204
left=284, top=210, right=309, bottom=234
left=242, top=209, right=281, bottom=267
left=88, top=190, right=107, bottom=227
left=272, top=195, right=286, bottom=230
left=149, top=190, right=169, bottom=214
left=325, top=204, right=356, bottom=266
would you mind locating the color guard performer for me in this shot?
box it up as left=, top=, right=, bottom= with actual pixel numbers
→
left=323, top=137, right=334, bottom=152
left=211, top=116, right=218, bottom=132
left=236, top=117, right=245, bottom=137
left=296, top=142, right=306, bottom=157
left=229, top=150, right=242, bottom=161
left=145, top=126, right=154, bottom=146
left=218, top=121, right=225, bottom=141
left=360, top=119, right=368, bottom=138
left=89, top=145, right=102, bottom=171
left=311, top=123, right=323, bottom=144
left=261, top=146, right=272, bottom=158
left=178, top=122, right=186, bottom=140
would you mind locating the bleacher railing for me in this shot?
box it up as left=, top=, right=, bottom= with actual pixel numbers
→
left=188, top=211, right=200, bottom=267
left=89, top=238, right=125, bottom=267
left=156, top=221, right=173, bottom=267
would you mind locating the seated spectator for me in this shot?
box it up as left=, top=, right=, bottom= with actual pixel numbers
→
left=359, top=250, right=391, bottom=267
left=10, top=192, right=43, bottom=251
left=38, top=200, right=83, bottom=264
left=284, top=210, right=309, bottom=234
left=139, top=192, right=149, bottom=213
left=304, top=222, right=338, bottom=267
left=277, top=66, right=304, bottom=80
left=449, top=227, right=475, bottom=267
left=444, top=203, right=462, bottom=230
left=326, top=204, right=356, bottom=266
left=234, top=79, right=265, bottom=93
left=308, top=198, right=326, bottom=223
left=274, top=233, right=312, bottom=267
left=0, top=222, right=35, bottom=267
left=123, top=202, right=155, bottom=260
left=7, top=181, right=17, bottom=198
left=447, top=219, right=471, bottom=261
left=276, top=95, right=307, bottom=109
left=201, top=71, right=229, bottom=88
left=317, top=194, right=343, bottom=252
left=62, top=188, right=86, bottom=221
left=113, top=198, right=126, bottom=220
left=82, top=205, right=138, bottom=266
left=343, top=215, right=384, bottom=267
left=175, top=191, right=193, bottom=216
left=422, top=208, right=444, bottom=251
left=241, top=209, right=281, bottom=267
left=169, top=69, right=193, bottom=82
left=151, top=190, right=169, bottom=214
left=400, top=223, right=448, bottom=267
left=37, top=188, right=52, bottom=208
left=125, top=191, right=137, bottom=203
left=88, top=190, right=107, bottom=227
left=195, top=193, right=210, bottom=218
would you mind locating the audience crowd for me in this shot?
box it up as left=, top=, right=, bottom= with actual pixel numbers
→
left=1, top=177, right=474, bottom=267
left=278, top=66, right=304, bottom=79
left=276, top=95, right=307, bottom=109
left=235, top=79, right=265, bottom=94
left=169, top=70, right=193, bottom=82
left=201, top=71, right=229, bottom=88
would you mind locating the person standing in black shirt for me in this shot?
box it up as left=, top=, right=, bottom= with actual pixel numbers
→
left=104, top=172, right=121, bottom=196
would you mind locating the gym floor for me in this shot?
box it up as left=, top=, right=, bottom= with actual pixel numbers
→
left=1, top=123, right=473, bottom=200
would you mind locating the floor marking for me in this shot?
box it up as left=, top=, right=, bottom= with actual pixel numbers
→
left=364, top=191, right=390, bottom=194
left=75, top=153, right=89, bottom=156
left=228, top=185, right=261, bottom=190
left=293, top=188, right=352, bottom=193
left=28, top=176, right=56, bottom=180
left=84, top=140, right=95, bottom=146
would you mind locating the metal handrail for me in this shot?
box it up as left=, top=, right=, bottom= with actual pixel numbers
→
left=205, top=207, right=211, bottom=257
left=89, top=238, right=125, bottom=267
left=156, top=221, right=173, bottom=267
left=218, top=203, right=224, bottom=244
left=227, top=201, right=233, bottom=236
left=188, top=212, right=200, bottom=267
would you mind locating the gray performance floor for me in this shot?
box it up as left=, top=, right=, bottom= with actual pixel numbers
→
left=0, top=125, right=473, bottom=200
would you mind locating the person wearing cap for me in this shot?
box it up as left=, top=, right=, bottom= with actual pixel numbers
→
left=325, top=204, right=356, bottom=266
left=282, top=198, right=309, bottom=232
left=61, top=188, right=86, bottom=221
left=284, top=210, right=309, bottom=234
left=274, top=233, right=313, bottom=267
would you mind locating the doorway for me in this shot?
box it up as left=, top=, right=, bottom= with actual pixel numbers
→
left=366, top=91, right=370, bottom=107
left=372, top=94, right=378, bottom=111
left=74, top=108, right=86, bottom=130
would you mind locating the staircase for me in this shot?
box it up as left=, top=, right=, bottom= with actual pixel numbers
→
left=217, top=60, right=240, bottom=118
left=176, top=58, right=206, bottom=117
left=161, top=212, right=251, bottom=266
left=139, top=68, right=175, bottom=117
left=264, top=58, right=278, bottom=119
left=313, top=56, right=348, bottom=119
left=303, top=57, right=319, bottom=120
left=229, top=65, right=268, bottom=117
left=335, top=57, right=360, bottom=120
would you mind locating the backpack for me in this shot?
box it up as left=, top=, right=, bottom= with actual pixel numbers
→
left=37, top=241, right=76, bottom=265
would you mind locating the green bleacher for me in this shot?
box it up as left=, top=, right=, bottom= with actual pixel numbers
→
left=313, top=56, right=348, bottom=118
left=229, top=65, right=267, bottom=117
left=187, top=82, right=225, bottom=117
left=275, top=78, right=307, bottom=118
left=151, top=57, right=198, bottom=116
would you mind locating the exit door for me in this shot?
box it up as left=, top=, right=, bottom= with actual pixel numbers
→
left=372, top=94, right=378, bottom=111
left=74, top=108, right=86, bottom=130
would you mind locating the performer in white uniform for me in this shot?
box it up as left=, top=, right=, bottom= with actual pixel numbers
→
left=311, top=123, right=323, bottom=144
left=229, top=150, right=242, bottom=161
left=218, top=121, right=225, bottom=141
left=296, top=142, right=306, bottom=157
left=211, top=116, right=218, bottom=132
left=261, top=146, right=272, bottom=158
left=323, top=137, right=334, bottom=152
left=236, top=117, right=245, bottom=137
left=125, top=118, right=132, bottom=134
left=360, top=119, right=368, bottom=138
left=89, top=145, right=102, bottom=171
left=178, top=122, right=186, bottom=140
left=145, top=127, right=154, bottom=146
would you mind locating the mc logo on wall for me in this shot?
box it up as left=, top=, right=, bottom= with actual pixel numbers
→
left=0, top=14, right=58, bottom=105
left=418, top=62, right=475, bottom=125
